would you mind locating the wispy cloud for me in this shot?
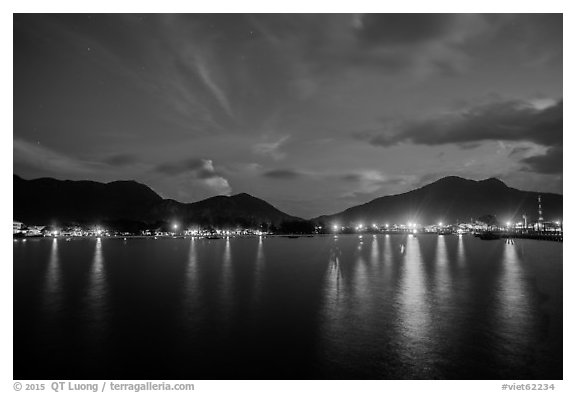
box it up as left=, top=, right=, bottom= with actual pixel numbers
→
left=193, top=55, right=233, bottom=118
left=14, top=139, right=103, bottom=175
left=253, top=135, right=290, bottom=160
left=14, top=139, right=145, bottom=179
left=22, top=15, right=233, bottom=135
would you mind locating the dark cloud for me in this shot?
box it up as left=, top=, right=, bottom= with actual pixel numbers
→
left=482, top=14, right=563, bottom=67
left=521, top=146, right=563, bottom=174
left=356, top=14, right=454, bottom=46
left=262, top=169, right=305, bottom=180
left=458, top=142, right=483, bottom=150
left=246, top=14, right=474, bottom=78
left=356, top=100, right=562, bottom=148
left=340, top=173, right=363, bottom=182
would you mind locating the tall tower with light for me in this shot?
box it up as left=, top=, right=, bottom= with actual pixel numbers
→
left=537, top=195, right=544, bottom=231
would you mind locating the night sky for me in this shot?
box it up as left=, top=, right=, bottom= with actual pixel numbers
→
left=13, top=14, right=563, bottom=218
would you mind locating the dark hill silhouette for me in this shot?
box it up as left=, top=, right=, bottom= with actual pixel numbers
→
left=13, top=175, right=299, bottom=227
left=14, top=174, right=562, bottom=228
left=315, top=176, right=562, bottom=225
left=150, top=193, right=301, bottom=227
left=13, top=175, right=162, bottom=224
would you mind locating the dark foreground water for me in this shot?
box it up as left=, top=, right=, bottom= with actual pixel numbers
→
left=13, top=234, right=562, bottom=380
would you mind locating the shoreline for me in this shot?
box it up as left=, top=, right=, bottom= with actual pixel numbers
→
left=13, top=232, right=562, bottom=242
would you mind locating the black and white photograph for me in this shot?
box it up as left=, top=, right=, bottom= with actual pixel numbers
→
left=9, top=5, right=570, bottom=390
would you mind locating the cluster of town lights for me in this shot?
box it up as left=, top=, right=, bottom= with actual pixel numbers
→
left=14, top=213, right=564, bottom=239
left=327, top=218, right=562, bottom=234
left=29, top=223, right=269, bottom=238
left=332, top=222, right=427, bottom=231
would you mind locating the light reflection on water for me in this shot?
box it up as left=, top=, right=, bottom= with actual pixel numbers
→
left=14, top=234, right=562, bottom=380
left=398, top=235, right=429, bottom=355
left=370, top=235, right=379, bottom=265
left=457, top=234, right=465, bottom=267
left=353, top=237, right=370, bottom=306
left=253, top=235, right=265, bottom=303
left=496, top=241, right=533, bottom=355
left=220, top=236, right=233, bottom=316
left=383, top=233, right=392, bottom=266
left=435, top=235, right=450, bottom=299
left=43, top=238, right=61, bottom=312
left=182, top=237, right=200, bottom=318
left=86, top=238, right=106, bottom=327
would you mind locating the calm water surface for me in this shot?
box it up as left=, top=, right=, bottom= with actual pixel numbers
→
left=13, top=234, right=562, bottom=379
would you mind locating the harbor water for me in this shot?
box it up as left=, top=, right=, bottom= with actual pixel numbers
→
left=13, top=234, right=562, bottom=379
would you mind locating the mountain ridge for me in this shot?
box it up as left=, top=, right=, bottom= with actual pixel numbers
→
left=13, top=174, right=300, bottom=227
left=314, top=176, right=562, bottom=225
left=14, top=174, right=562, bottom=227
